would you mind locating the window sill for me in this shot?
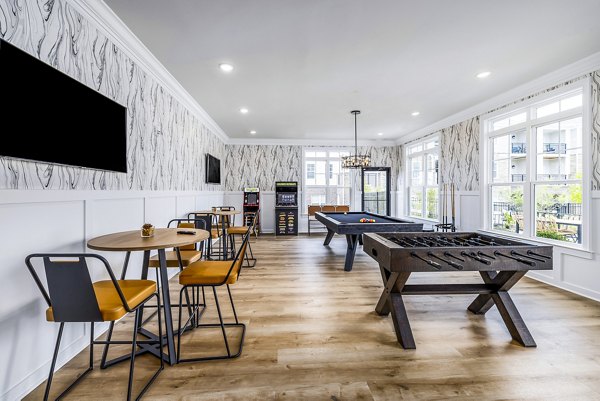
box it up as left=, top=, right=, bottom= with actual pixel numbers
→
left=477, top=229, right=594, bottom=259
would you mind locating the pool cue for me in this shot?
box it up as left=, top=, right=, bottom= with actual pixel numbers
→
left=451, top=183, right=455, bottom=232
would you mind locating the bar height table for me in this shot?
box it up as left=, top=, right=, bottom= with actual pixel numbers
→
left=88, top=227, right=209, bottom=365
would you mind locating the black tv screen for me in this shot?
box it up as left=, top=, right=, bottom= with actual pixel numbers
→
left=206, top=154, right=221, bottom=184
left=0, top=39, right=127, bottom=173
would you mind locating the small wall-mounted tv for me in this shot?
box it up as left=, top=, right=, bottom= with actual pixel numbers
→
left=0, top=38, right=127, bottom=173
left=206, top=154, right=221, bottom=184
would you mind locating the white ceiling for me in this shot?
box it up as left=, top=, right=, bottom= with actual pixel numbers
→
left=105, top=0, right=600, bottom=141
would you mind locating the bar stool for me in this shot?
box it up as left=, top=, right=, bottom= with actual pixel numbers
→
left=187, top=213, right=214, bottom=258
left=228, top=211, right=258, bottom=267
left=148, top=218, right=207, bottom=270
left=176, top=232, right=250, bottom=362
left=25, top=253, right=163, bottom=401
left=213, top=206, right=237, bottom=259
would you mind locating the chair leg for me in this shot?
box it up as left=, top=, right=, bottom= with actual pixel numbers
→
left=213, top=287, right=231, bottom=357
left=243, top=240, right=257, bottom=268
left=135, top=294, right=164, bottom=400
left=127, top=310, right=140, bottom=401
left=43, top=322, right=64, bottom=401
left=177, top=285, right=246, bottom=363
left=226, top=285, right=239, bottom=324
left=46, top=322, right=95, bottom=401
left=100, top=321, right=115, bottom=369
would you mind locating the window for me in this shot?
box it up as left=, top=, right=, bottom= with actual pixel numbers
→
left=406, top=137, right=439, bottom=220
left=304, top=148, right=352, bottom=211
left=483, top=85, right=588, bottom=246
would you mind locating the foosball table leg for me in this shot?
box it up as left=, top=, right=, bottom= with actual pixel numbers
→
left=375, top=268, right=415, bottom=349
left=492, top=291, right=536, bottom=347
left=467, top=270, right=536, bottom=347
left=390, top=293, right=416, bottom=349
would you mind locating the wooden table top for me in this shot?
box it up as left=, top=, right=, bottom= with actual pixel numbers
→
left=87, top=228, right=209, bottom=252
left=191, top=210, right=242, bottom=216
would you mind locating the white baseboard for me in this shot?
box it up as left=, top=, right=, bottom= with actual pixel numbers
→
left=6, top=330, right=90, bottom=401
left=527, top=271, right=600, bottom=303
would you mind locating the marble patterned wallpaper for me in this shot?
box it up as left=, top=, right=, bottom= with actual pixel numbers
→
left=224, top=144, right=401, bottom=192
left=0, top=0, right=225, bottom=191
left=224, top=145, right=302, bottom=191
left=592, top=70, right=600, bottom=190
left=439, top=117, right=480, bottom=191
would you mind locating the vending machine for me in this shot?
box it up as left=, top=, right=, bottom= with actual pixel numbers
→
left=275, top=181, right=298, bottom=235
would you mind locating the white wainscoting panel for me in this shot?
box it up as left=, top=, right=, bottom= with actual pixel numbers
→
left=0, top=189, right=223, bottom=401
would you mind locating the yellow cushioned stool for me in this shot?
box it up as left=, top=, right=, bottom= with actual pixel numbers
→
left=26, top=253, right=163, bottom=401
left=176, top=232, right=250, bottom=363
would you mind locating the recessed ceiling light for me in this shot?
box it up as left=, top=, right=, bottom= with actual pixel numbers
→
left=250, top=130, right=257, bottom=135
left=476, top=71, right=491, bottom=79
left=377, top=132, right=383, bottom=136
left=411, top=111, right=420, bottom=116
left=219, top=63, right=234, bottom=72
left=240, top=108, right=249, bottom=114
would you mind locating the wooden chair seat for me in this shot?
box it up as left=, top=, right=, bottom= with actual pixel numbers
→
left=46, top=280, right=156, bottom=322
left=148, top=250, right=202, bottom=268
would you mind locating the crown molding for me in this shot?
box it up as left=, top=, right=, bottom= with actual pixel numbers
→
left=226, top=137, right=397, bottom=147
left=396, top=50, right=600, bottom=145
left=67, top=0, right=229, bottom=143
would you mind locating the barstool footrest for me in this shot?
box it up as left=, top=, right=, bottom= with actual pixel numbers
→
left=177, top=322, right=246, bottom=363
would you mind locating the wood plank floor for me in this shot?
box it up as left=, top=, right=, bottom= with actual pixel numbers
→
left=25, top=234, right=600, bottom=400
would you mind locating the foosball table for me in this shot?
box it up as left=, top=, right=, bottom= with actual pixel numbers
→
left=363, top=232, right=553, bottom=349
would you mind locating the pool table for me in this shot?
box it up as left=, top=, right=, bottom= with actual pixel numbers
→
left=314, top=212, right=422, bottom=271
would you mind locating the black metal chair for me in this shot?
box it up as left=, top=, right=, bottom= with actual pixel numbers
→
left=148, top=218, right=207, bottom=269
left=25, top=253, right=163, bottom=401
left=228, top=211, right=258, bottom=267
left=187, top=213, right=214, bottom=258
left=211, top=206, right=236, bottom=259
left=176, top=231, right=250, bottom=362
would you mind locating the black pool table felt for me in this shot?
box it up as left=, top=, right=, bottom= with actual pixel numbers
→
left=314, top=212, right=423, bottom=271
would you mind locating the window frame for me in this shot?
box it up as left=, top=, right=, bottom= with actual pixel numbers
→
left=480, top=79, right=591, bottom=250
left=302, top=147, right=353, bottom=213
left=405, top=136, right=440, bottom=221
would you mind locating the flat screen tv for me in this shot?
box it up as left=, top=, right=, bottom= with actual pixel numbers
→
left=205, top=154, right=221, bottom=184
left=0, top=38, right=127, bottom=173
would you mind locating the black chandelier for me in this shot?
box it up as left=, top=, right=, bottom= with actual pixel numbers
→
left=342, top=110, right=371, bottom=169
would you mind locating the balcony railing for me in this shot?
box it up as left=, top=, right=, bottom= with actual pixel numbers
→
left=511, top=143, right=527, bottom=154
left=536, top=174, right=567, bottom=180
left=542, top=143, right=567, bottom=154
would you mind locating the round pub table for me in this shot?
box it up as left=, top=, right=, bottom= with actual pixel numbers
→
left=189, top=210, right=241, bottom=260
left=88, top=227, right=209, bottom=365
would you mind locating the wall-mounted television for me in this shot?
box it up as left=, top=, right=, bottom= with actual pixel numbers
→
left=206, top=154, right=221, bottom=184
left=0, top=38, right=127, bottom=173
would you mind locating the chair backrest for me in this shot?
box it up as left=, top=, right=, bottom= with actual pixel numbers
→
left=25, top=254, right=128, bottom=323
left=308, top=205, right=321, bottom=216
left=321, top=205, right=336, bottom=213
left=222, top=232, right=250, bottom=285
left=188, top=213, right=212, bottom=231
left=168, top=218, right=207, bottom=251
left=213, top=206, right=236, bottom=227
left=335, top=205, right=350, bottom=212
